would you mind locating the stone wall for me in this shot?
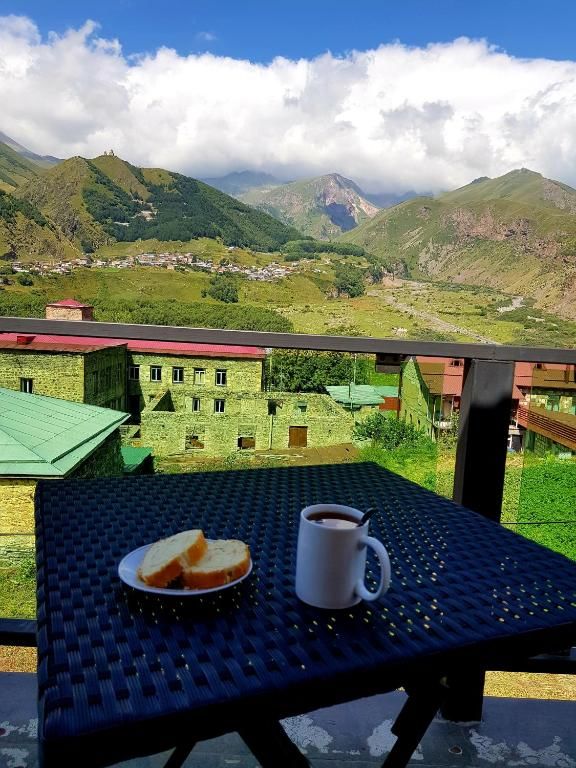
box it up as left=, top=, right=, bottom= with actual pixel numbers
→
left=45, top=305, right=93, bottom=321
left=128, top=353, right=263, bottom=412
left=0, top=479, right=36, bottom=534
left=0, top=433, right=124, bottom=562
left=0, top=480, right=36, bottom=563
left=141, top=391, right=354, bottom=456
left=399, top=359, right=435, bottom=437
left=72, top=432, right=125, bottom=478
left=83, top=346, right=127, bottom=409
left=0, top=349, right=85, bottom=401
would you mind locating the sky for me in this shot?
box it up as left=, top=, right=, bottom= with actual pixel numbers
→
left=1, top=1, right=576, bottom=193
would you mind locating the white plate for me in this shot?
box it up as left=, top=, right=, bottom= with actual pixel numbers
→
left=118, top=543, right=253, bottom=596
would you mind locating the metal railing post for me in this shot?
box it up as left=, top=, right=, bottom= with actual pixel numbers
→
left=442, top=358, right=515, bottom=721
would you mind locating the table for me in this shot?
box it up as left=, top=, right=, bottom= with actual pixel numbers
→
left=35, top=462, right=576, bottom=768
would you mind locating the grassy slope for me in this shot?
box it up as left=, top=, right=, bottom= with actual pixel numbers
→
left=4, top=255, right=576, bottom=346
left=0, top=142, right=41, bottom=192
left=17, top=154, right=303, bottom=252
left=341, top=170, right=576, bottom=319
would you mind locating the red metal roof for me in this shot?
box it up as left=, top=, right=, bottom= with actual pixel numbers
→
left=46, top=299, right=93, bottom=308
left=0, top=333, right=265, bottom=359
left=414, top=357, right=574, bottom=400
left=0, top=341, right=123, bottom=354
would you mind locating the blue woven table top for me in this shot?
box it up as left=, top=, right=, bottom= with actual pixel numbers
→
left=35, top=462, right=576, bottom=759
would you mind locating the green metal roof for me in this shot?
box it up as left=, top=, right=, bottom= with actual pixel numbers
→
left=121, top=446, right=153, bottom=474
left=0, top=388, right=129, bottom=477
left=325, top=384, right=399, bottom=407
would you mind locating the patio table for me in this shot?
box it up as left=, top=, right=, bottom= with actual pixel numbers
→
left=35, top=462, right=576, bottom=768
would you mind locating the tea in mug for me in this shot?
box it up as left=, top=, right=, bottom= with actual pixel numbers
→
left=307, top=511, right=358, bottom=529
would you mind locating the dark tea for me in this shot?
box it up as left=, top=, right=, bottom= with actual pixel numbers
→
left=307, top=511, right=359, bottom=529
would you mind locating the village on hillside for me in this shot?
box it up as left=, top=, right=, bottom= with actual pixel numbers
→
left=9, top=251, right=297, bottom=280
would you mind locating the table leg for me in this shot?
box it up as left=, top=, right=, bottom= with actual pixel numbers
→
left=440, top=669, right=485, bottom=722
left=239, top=720, right=310, bottom=768
left=163, top=742, right=196, bottom=768
left=381, top=680, right=446, bottom=768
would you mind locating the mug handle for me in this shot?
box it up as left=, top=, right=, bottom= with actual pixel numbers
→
left=355, top=536, right=391, bottom=602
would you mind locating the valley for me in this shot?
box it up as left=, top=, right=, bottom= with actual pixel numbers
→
left=2, top=250, right=575, bottom=347
left=0, top=134, right=573, bottom=346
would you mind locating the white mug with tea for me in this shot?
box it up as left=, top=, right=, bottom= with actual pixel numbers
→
left=295, top=504, right=391, bottom=609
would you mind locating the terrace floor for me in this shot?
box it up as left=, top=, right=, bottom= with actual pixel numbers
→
left=1, top=673, right=575, bottom=768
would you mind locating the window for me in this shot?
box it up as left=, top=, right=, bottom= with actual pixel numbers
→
left=172, top=367, right=184, bottom=383
left=194, top=368, right=206, bottom=385
left=215, top=369, right=227, bottom=386
left=296, top=401, right=307, bottom=413
left=238, top=425, right=255, bottom=450
left=128, top=365, right=140, bottom=381
left=185, top=428, right=205, bottom=450
left=193, top=398, right=201, bottom=412
left=150, top=366, right=162, bottom=382
left=268, top=400, right=277, bottom=416
left=214, top=399, right=225, bottom=414
left=20, top=378, right=33, bottom=393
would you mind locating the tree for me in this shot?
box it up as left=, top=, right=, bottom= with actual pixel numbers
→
left=207, top=275, right=239, bottom=303
left=334, top=263, right=365, bottom=298
left=265, top=350, right=373, bottom=392
left=17, top=273, right=34, bottom=286
left=353, top=412, right=425, bottom=448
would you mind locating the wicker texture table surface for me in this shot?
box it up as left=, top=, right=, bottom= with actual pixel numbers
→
left=35, top=462, right=576, bottom=753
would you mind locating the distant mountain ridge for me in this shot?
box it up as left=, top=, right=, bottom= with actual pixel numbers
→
left=341, top=168, right=576, bottom=319
left=200, top=170, right=287, bottom=196
left=13, top=153, right=302, bottom=254
left=0, top=131, right=61, bottom=170
left=238, top=173, right=381, bottom=239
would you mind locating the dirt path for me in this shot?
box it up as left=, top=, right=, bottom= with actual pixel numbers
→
left=381, top=294, right=500, bottom=344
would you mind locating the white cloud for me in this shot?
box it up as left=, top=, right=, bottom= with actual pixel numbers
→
left=1, top=17, right=576, bottom=193
left=196, top=31, right=217, bottom=42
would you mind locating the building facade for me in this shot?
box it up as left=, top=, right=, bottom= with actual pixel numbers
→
left=0, top=302, right=354, bottom=458
left=0, top=339, right=126, bottom=410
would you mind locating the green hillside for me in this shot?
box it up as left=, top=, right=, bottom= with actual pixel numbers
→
left=17, top=153, right=302, bottom=253
left=239, top=173, right=380, bottom=239
left=341, top=169, right=576, bottom=319
left=0, top=189, right=78, bottom=262
left=0, top=142, right=42, bottom=192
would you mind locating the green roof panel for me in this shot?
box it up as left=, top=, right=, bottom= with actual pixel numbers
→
left=0, top=388, right=129, bottom=477
left=325, top=384, right=399, bottom=407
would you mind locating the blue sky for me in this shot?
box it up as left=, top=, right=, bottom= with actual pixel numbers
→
left=4, top=0, right=576, bottom=62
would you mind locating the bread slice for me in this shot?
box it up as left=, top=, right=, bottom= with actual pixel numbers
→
left=139, top=529, right=207, bottom=587
left=182, top=539, right=251, bottom=590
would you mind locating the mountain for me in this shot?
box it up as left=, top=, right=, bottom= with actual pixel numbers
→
left=341, top=168, right=576, bottom=318
left=0, top=142, right=43, bottom=192
left=362, top=190, right=417, bottom=208
left=238, top=173, right=380, bottom=239
left=0, top=189, right=78, bottom=263
left=0, top=131, right=61, bottom=169
left=200, top=170, right=286, bottom=196
left=16, top=153, right=302, bottom=252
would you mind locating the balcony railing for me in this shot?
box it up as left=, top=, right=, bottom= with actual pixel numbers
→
left=1, top=315, right=575, bottom=684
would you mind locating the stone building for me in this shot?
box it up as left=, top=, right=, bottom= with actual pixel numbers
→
left=45, top=298, right=94, bottom=321
left=0, top=336, right=126, bottom=410
left=140, top=391, right=354, bottom=456
left=0, top=300, right=355, bottom=459
left=0, top=387, right=128, bottom=560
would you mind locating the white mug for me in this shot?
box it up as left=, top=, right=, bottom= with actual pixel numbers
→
left=295, top=504, right=391, bottom=609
